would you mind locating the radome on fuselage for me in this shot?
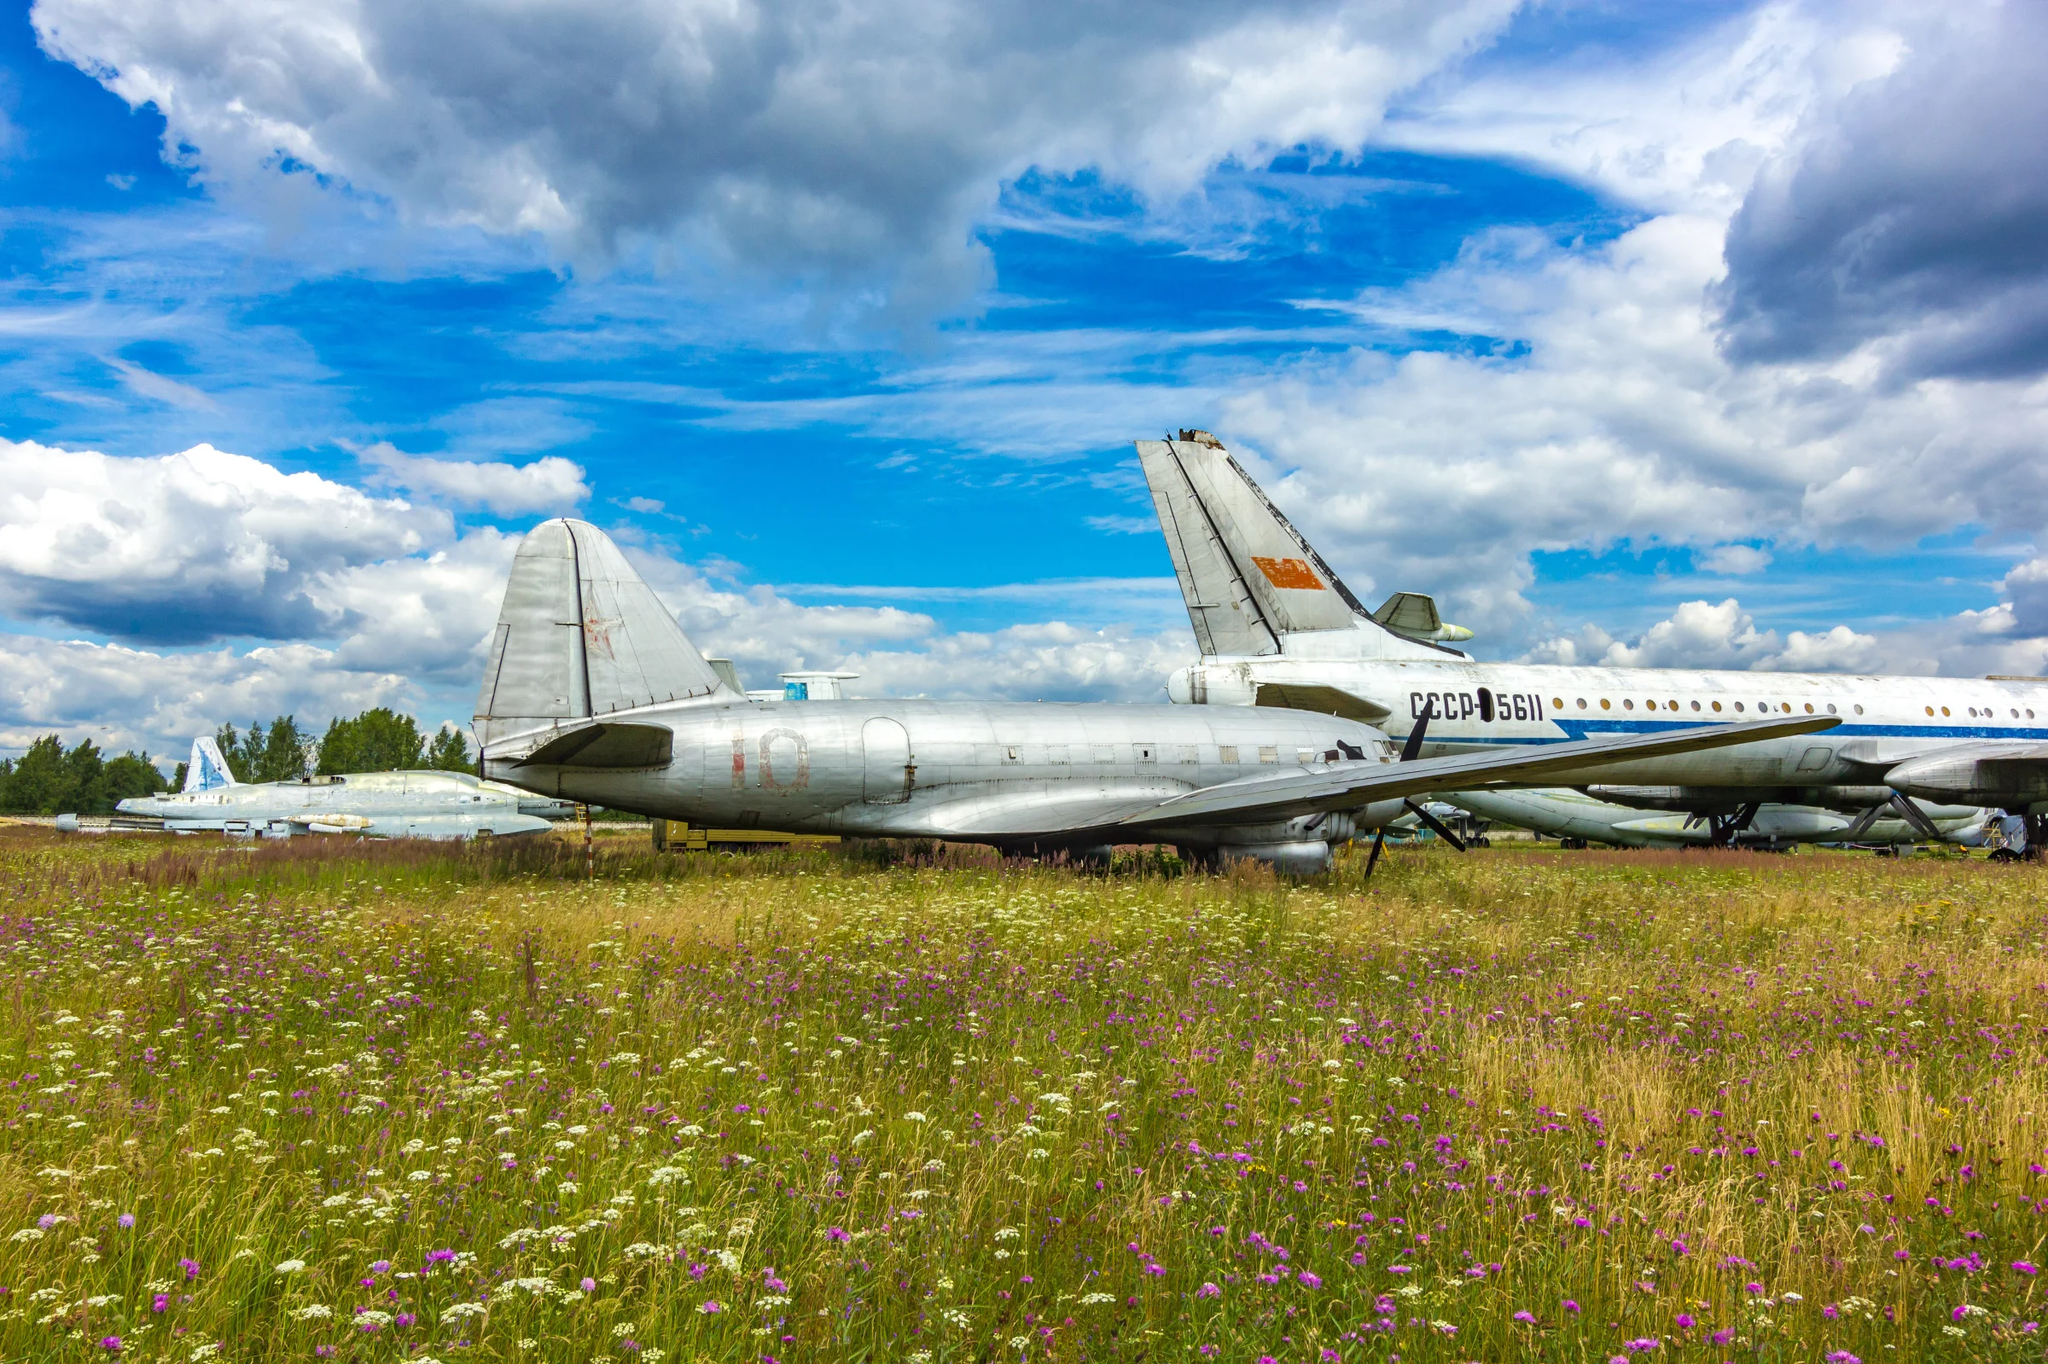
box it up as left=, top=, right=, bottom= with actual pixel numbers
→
left=1138, top=433, right=2048, bottom=830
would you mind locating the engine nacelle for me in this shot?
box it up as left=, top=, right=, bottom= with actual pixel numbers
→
left=1220, top=841, right=1333, bottom=876
left=1886, top=748, right=2048, bottom=808
left=1169, top=810, right=1359, bottom=876
left=1166, top=663, right=1257, bottom=707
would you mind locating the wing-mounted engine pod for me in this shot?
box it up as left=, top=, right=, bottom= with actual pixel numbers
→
left=1218, top=841, right=1333, bottom=876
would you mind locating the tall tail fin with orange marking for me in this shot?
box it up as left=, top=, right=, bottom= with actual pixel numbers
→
left=1135, top=432, right=1463, bottom=661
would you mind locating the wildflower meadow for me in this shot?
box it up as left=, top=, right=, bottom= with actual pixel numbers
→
left=2, top=828, right=2045, bottom=1363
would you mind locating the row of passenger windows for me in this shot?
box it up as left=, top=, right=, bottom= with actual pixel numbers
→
left=1549, top=697, right=2037, bottom=720
left=983, top=743, right=1296, bottom=765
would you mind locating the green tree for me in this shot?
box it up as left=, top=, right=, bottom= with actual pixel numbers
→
left=0, top=735, right=168, bottom=814
left=214, top=722, right=246, bottom=781
left=218, top=716, right=314, bottom=784
left=426, top=724, right=475, bottom=773
left=318, top=708, right=428, bottom=775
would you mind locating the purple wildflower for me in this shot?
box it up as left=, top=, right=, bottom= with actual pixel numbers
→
left=581, top=1277, right=597, bottom=1293
left=1196, top=1283, right=1221, bottom=1299
left=99, top=1337, right=122, bottom=1354
left=1297, top=1270, right=1322, bottom=1289
left=116, top=1214, right=135, bottom=1229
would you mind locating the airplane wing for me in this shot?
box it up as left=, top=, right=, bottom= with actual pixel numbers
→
left=1118, top=715, right=1840, bottom=829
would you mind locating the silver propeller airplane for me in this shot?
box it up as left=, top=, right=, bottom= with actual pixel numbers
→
left=472, top=520, right=1834, bottom=872
left=112, top=736, right=569, bottom=840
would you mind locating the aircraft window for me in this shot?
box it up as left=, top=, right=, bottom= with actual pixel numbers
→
left=1258, top=746, right=1279, bottom=764
left=1005, top=745, right=1020, bottom=762
left=1668, top=700, right=1678, bottom=710
left=1711, top=701, right=1722, bottom=712
left=1782, top=703, right=1792, bottom=713
left=2012, top=709, right=2022, bottom=719
left=1854, top=704, right=1864, bottom=715
left=1576, top=698, right=1587, bottom=709
left=1218, top=745, right=1238, bottom=763
left=1622, top=699, right=1634, bottom=710
left=1691, top=700, right=1701, bottom=711
left=2029, top=709, right=2037, bottom=719
left=1941, top=706, right=1951, bottom=717
left=1179, top=745, right=1200, bottom=763
left=1925, top=706, right=1934, bottom=716
left=1600, top=698, right=1612, bottom=710
left=1804, top=703, right=1814, bottom=714
left=1552, top=697, right=1563, bottom=710
left=1135, top=744, right=1157, bottom=762
left=1295, top=748, right=1315, bottom=765
left=1826, top=704, right=1836, bottom=714
left=1734, top=702, right=1744, bottom=712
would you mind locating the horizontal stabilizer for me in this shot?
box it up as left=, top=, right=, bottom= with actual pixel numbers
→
left=515, top=722, right=675, bottom=769
left=1120, top=715, right=1840, bottom=828
left=1254, top=681, right=1392, bottom=724
left=1372, top=592, right=1473, bottom=643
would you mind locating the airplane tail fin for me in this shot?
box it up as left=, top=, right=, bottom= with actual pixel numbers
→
left=1135, top=431, right=1467, bottom=660
left=474, top=519, right=733, bottom=748
left=184, top=736, right=238, bottom=792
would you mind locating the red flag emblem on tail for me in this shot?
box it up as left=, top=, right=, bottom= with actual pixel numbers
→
left=1252, top=556, right=1324, bottom=590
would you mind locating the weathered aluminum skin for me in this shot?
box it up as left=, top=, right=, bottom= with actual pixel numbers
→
left=471, top=519, right=1835, bottom=870
left=485, top=696, right=1404, bottom=847
left=1447, top=788, right=1986, bottom=850
left=1139, top=435, right=2048, bottom=813
left=116, top=770, right=556, bottom=840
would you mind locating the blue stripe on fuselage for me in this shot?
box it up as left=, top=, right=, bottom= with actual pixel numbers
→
left=1403, top=720, right=2048, bottom=747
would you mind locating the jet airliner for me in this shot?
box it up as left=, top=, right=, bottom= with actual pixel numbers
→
left=1136, top=431, right=2048, bottom=851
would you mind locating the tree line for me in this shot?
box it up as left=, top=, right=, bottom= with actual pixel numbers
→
left=0, top=709, right=477, bottom=816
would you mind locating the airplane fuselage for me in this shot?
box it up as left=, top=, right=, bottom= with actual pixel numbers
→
left=1171, top=651, right=2048, bottom=806
left=117, top=770, right=560, bottom=840
left=486, top=697, right=1405, bottom=848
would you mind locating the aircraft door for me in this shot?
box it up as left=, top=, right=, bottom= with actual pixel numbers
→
left=862, top=718, right=912, bottom=804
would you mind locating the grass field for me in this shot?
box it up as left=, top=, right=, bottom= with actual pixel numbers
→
left=2, top=829, right=2045, bottom=1363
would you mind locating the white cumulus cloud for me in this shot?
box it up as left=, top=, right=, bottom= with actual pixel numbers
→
left=33, top=0, right=1517, bottom=305
left=359, top=443, right=590, bottom=515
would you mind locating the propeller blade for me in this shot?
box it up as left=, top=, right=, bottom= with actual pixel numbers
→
left=1399, top=698, right=1434, bottom=764
left=1841, top=803, right=1886, bottom=841
left=1888, top=792, right=1943, bottom=841
left=1364, top=826, right=1388, bottom=878
left=1403, top=798, right=1468, bottom=852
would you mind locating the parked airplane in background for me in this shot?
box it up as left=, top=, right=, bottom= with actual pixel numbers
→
left=1443, top=787, right=1989, bottom=851
left=110, top=737, right=569, bottom=840
left=470, top=519, right=1830, bottom=872
left=1136, top=431, right=2048, bottom=852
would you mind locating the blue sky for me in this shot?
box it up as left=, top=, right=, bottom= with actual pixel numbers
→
left=3, top=0, right=2046, bottom=758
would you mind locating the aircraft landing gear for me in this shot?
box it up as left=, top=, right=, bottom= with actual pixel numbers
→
left=1559, top=837, right=1588, bottom=850
left=2023, top=813, right=2048, bottom=862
